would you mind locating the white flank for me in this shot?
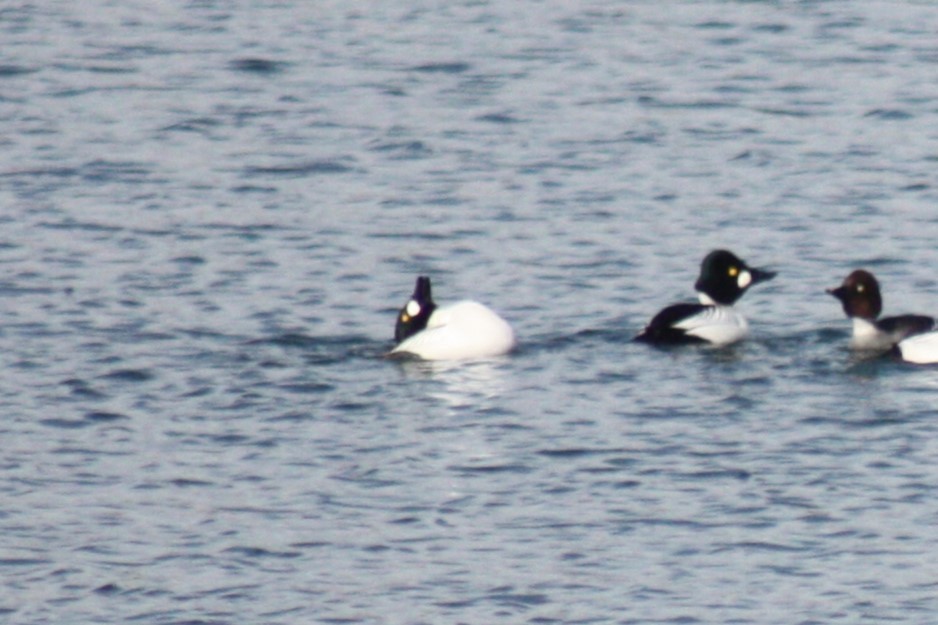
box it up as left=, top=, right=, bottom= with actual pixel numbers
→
left=391, top=300, right=515, bottom=360
left=849, top=318, right=894, bottom=351
left=897, top=332, right=938, bottom=364
left=675, top=305, right=749, bottom=346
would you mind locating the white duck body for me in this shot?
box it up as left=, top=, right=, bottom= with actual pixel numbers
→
left=675, top=303, right=750, bottom=346
left=391, top=300, right=515, bottom=361
left=896, top=331, right=938, bottom=365
left=849, top=318, right=901, bottom=351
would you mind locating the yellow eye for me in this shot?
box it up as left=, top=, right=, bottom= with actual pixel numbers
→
left=728, top=266, right=739, bottom=277
left=401, top=313, right=411, bottom=322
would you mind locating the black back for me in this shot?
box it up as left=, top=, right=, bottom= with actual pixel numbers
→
left=877, top=314, right=935, bottom=341
left=394, top=276, right=437, bottom=343
left=634, top=303, right=709, bottom=345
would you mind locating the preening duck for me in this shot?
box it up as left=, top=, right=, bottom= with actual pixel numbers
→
left=389, top=276, right=515, bottom=361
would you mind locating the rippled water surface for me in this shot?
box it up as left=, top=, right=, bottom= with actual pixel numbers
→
left=3, top=1, right=938, bottom=623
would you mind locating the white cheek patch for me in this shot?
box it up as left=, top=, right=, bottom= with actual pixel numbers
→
left=406, top=300, right=421, bottom=317
left=737, top=270, right=752, bottom=289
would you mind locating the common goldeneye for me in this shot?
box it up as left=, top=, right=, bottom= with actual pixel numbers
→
left=389, top=276, right=515, bottom=360
left=635, top=249, right=776, bottom=346
left=827, top=269, right=935, bottom=359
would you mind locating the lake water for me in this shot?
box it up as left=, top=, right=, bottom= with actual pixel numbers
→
left=3, top=1, right=938, bottom=623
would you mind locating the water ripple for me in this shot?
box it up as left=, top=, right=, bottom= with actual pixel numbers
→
left=3, top=2, right=938, bottom=624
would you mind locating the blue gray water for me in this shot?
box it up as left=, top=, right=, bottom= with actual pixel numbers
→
left=3, top=1, right=938, bottom=623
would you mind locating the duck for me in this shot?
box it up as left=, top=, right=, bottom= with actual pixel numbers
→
left=634, top=249, right=776, bottom=346
left=389, top=276, right=515, bottom=360
left=827, top=269, right=937, bottom=362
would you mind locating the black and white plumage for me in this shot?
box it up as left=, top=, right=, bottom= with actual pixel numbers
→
left=827, top=269, right=937, bottom=362
left=389, top=276, right=515, bottom=361
left=635, top=250, right=776, bottom=346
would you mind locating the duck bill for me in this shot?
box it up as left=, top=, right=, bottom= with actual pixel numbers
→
left=749, top=268, right=776, bottom=286
left=826, top=285, right=846, bottom=302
